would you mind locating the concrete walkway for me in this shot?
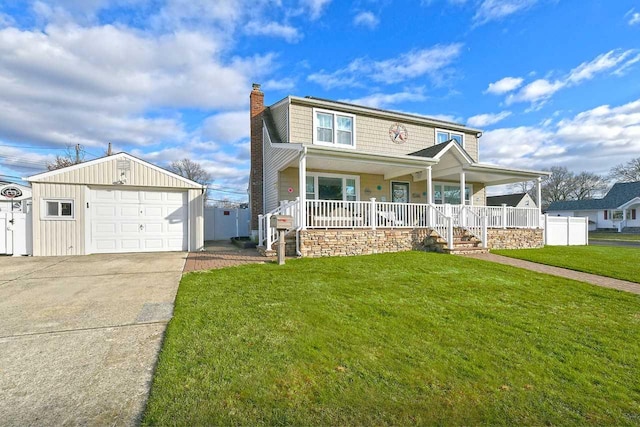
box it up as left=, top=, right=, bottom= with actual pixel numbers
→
left=0, top=252, right=186, bottom=426
left=464, top=252, right=640, bottom=295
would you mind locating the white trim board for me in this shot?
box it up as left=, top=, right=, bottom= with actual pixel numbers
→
left=27, top=152, right=206, bottom=189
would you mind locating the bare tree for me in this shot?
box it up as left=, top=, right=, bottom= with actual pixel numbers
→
left=168, top=158, right=212, bottom=200
left=168, top=158, right=211, bottom=184
left=609, top=157, right=640, bottom=182
left=46, top=145, right=85, bottom=171
left=540, top=166, right=574, bottom=208
left=570, top=171, right=608, bottom=200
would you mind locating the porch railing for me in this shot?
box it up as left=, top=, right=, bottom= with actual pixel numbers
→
left=258, top=198, right=542, bottom=250
left=258, top=198, right=301, bottom=249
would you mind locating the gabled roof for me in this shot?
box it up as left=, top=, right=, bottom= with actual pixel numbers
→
left=27, top=152, right=205, bottom=188
left=486, top=193, right=528, bottom=207
left=547, top=181, right=640, bottom=211
left=408, top=139, right=474, bottom=163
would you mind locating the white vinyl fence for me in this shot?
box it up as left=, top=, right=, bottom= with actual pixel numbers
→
left=0, top=211, right=32, bottom=256
left=544, top=215, right=588, bottom=246
left=204, top=207, right=250, bottom=240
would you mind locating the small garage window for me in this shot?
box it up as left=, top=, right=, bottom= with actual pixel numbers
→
left=43, top=199, right=74, bottom=220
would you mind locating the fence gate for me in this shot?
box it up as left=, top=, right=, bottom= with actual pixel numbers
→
left=0, top=212, right=32, bottom=256
left=204, top=207, right=250, bottom=240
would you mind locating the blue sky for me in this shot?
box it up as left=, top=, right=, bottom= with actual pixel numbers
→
left=0, top=0, right=639, bottom=202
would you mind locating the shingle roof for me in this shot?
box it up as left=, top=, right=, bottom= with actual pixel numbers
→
left=547, top=181, right=640, bottom=211
left=486, top=193, right=528, bottom=207
left=408, top=139, right=472, bottom=159
left=263, top=107, right=281, bottom=142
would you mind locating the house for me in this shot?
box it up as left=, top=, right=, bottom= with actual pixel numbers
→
left=249, top=84, right=550, bottom=257
left=486, top=192, right=536, bottom=208
left=0, top=181, right=32, bottom=213
left=26, top=153, right=205, bottom=256
left=547, top=181, right=640, bottom=232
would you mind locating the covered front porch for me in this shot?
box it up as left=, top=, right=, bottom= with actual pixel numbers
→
left=259, top=141, right=549, bottom=255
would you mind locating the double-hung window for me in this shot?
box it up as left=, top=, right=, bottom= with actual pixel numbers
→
left=435, top=129, right=464, bottom=147
left=313, top=109, right=355, bottom=148
left=42, top=199, right=74, bottom=220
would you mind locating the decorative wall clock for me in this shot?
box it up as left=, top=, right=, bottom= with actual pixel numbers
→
left=389, top=122, right=408, bottom=144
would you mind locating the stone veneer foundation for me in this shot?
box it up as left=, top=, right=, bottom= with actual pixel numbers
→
left=262, top=228, right=544, bottom=258
left=298, top=229, right=432, bottom=258
left=486, top=228, right=544, bottom=250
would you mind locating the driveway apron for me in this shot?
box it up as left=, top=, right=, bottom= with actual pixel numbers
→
left=0, top=252, right=186, bottom=426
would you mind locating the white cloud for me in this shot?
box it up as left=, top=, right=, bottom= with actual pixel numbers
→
left=503, top=49, right=639, bottom=107
left=482, top=98, right=640, bottom=174
left=0, top=24, right=268, bottom=150
left=426, top=113, right=464, bottom=123
left=300, top=0, right=332, bottom=20
left=627, top=8, right=640, bottom=25
left=353, top=11, right=379, bottom=29
left=467, top=111, right=512, bottom=127
left=505, top=79, right=565, bottom=105
left=0, top=12, right=15, bottom=28
left=567, top=49, right=634, bottom=84
left=485, top=77, right=523, bottom=94
left=202, top=111, right=249, bottom=143
left=473, top=0, right=537, bottom=25
left=308, top=43, right=463, bottom=89
left=245, top=21, right=301, bottom=42
left=340, top=90, right=427, bottom=109
left=262, top=78, right=296, bottom=92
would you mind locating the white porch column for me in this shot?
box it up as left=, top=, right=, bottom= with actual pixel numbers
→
left=298, top=152, right=307, bottom=229
left=426, top=166, right=433, bottom=204
left=536, top=177, right=542, bottom=217
left=460, top=171, right=466, bottom=205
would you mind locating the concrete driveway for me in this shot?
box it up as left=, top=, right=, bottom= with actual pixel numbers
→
left=0, top=252, right=186, bottom=426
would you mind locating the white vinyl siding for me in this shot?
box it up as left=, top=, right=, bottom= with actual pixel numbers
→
left=29, top=154, right=205, bottom=256
left=262, top=125, right=300, bottom=213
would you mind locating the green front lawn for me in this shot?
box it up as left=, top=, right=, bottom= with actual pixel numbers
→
left=493, top=245, right=640, bottom=284
left=590, top=232, right=640, bottom=242
left=143, top=252, right=640, bottom=426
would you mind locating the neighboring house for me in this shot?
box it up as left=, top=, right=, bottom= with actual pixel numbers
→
left=547, top=181, right=640, bottom=232
left=249, top=84, right=550, bottom=257
left=26, top=152, right=205, bottom=256
left=0, top=181, right=32, bottom=213
left=487, top=193, right=536, bottom=208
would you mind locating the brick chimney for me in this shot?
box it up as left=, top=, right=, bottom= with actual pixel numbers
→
left=249, top=83, right=265, bottom=234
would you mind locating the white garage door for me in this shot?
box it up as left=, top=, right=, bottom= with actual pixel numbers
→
left=90, top=188, right=188, bottom=253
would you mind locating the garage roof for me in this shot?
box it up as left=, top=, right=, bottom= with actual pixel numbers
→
left=27, top=152, right=206, bottom=189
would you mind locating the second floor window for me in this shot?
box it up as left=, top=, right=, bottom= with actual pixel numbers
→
left=436, top=129, right=464, bottom=147
left=313, top=109, right=355, bottom=147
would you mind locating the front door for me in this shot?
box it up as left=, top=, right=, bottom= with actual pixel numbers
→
left=391, top=182, right=409, bottom=203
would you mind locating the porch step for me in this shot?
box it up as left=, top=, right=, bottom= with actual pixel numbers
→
left=445, top=247, right=489, bottom=255
left=423, top=227, right=486, bottom=254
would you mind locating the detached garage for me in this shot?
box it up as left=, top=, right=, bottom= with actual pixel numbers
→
left=27, top=153, right=205, bottom=256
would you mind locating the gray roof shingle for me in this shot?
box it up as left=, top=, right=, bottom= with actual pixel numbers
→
left=547, top=181, right=640, bottom=211
left=409, top=139, right=472, bottom=159
left=486, top=193, right=528, bottom=207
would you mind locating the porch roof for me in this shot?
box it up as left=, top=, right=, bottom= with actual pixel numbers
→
left=275, top=142, right=549, bottom=185
left=282, top=144, right=437, bottom=180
